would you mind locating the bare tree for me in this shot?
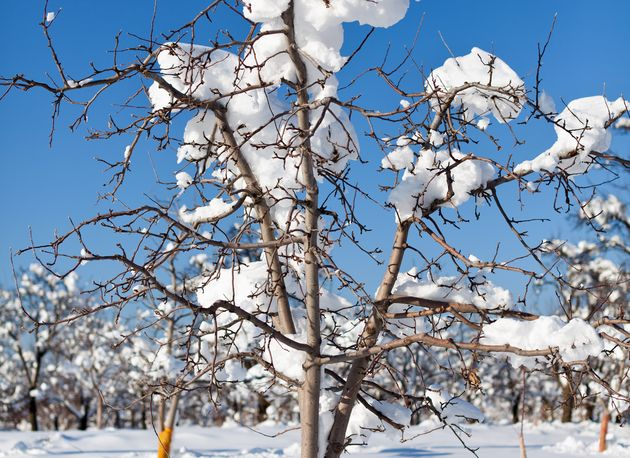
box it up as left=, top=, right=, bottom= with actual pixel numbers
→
left=2, top=1, right=629, bottom=457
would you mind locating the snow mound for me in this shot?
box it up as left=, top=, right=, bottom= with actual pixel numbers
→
left=391, top=268, right=513, bottom=310
left=425, top=386, right=484, bottom=424
left=515, top=96, right=628, bottom=175
left=388, top=148, right=494, bottom=220
left=482, top=316, right=603, bottom=368
left=426, top=47, right=525, bottom=123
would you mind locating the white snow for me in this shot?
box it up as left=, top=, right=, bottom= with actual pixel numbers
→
left=381, top=143, right=414, bottom=170
left=388, top=149, right=495, bottom=220
left=178, top=198, right=235, bottom=225
left=425, top=386, right=485, bottom=424
left=175, top=171, right=194, bottom=190
left=264, top=331, right=308, bottom=382
left=3, top=422, right=626, bottom=457
left=391, top=268, right=514, bottom=310
left=539, top=90, right=557, bottom=115
left=148, top=39, right=362, bottom=228
left=481, top=316, right=603, bottom=368
left=45, top=11, right=56, bottom=23
left=428, top=129, right=444, bottom=147
left=515, top=96, right=628, bottom=175
left=477, top=117, right=490, bottom=130
left=426, top=47, right=525, bottom=123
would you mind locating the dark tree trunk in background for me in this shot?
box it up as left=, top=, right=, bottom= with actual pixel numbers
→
left=561, top=384, right=574, bottom=423
left=78, top=402, right=90, bottom=430
left=256, top=394, right=270, bottom=423
left=512, top=395, right=520, bottom=423
left=141, top=404, right=147, bottom=430
left=28, top=395, right=39, bottom=431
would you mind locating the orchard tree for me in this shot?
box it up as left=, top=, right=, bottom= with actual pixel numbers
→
left=3, top=1, right=629, bottom=457
left=539, top=191, right=629, bottom=449
left=0, top=266, right=81, bottom=430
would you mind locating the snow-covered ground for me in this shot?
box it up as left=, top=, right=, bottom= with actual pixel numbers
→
left=0, top=421, right=628, bottom=457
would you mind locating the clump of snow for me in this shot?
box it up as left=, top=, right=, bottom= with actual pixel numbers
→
left=178, top=198, right=234, bottom=225
left=245, top=0, right=409, bottom=84
left=347, top=399, right=411, bottom=438
left=544, top=436, right=587, bottom=454
left=425, top=386, right=484, bottom=424
left=243, top=0, right=290, bottom=22
left=388, top=149, right=495, bottom=220
left=175, top=171, right=194, bottom=190
left=196, top=260, right=272, bottom=312
left=515, top=96, right=628, bottom=175
left=391, top=268, right=513, bottom=310
left=216, top=359, right=248, bottom=382
left=195, top=259, right=275, bottom=350
left=476, top=117, right=490, bottom=130
left=616, top=117, right=630, bottom=129
left=538, top=90, right=557, bottom=115
left=176, top=111, right=218, bottom=163
left=46, top=11, right=56, bottom=23
left=426, top=47, right=525, bottom=123
left=123, top=145, right=132, bottom=161
left=148, top=39, right=361, bottom=229
left=428, top=129, right=444, bottom=147
left=481, top=316, right=603, bottom=368
left=242, top=0, right=409, bottom=91
left=264, top=331, right=308, bottom=382
left=381, top=140, right=414, bottom=171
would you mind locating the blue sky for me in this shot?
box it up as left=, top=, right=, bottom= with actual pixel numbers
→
left=1, top=1, right=629, bottom=307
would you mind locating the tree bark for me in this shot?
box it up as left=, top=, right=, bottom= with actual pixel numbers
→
left=512, top=395, right=520, bottom=424
left=141, top=401, right=147, bottom=430
left=28, top=395, right=39, bottom=431
left=96, top=393, right=104, bottom=429
left=281, top=3, right=321, bottom=458
left=325, top=222, right=410, bottom=458
left=561, top=383, right=574, bottom=423
left=78, top=401, right=90, bottom=431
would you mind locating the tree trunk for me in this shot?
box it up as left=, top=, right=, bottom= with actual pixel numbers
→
left=141, top=402, right=147, bottom=430
left=157, top=396, right=166, bottom=431
left=96, top=394, right=104, bottom=429
left=512, top=395, right=520, bottom=424
left=28, top=395, right=39, bottom=431
left=325, top=223, right=410, bottom=458
left=256, top=394, right=270, bottom=424
left=281, top=3, right=322, bottom=458
left=598, top=410, right=610, bottom=452
left=158, top=394, right=180, bottom=458
left=561, top=384, right=574, bottom=423
left=78, top=403, right=89, bottom=431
